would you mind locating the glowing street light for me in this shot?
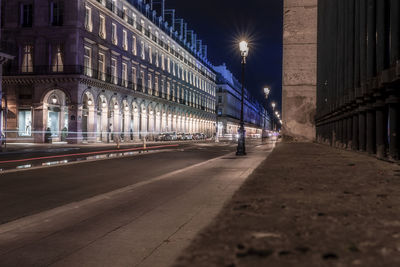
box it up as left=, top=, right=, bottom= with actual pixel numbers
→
left=237, top=40, right=249, bottom=156
left=264, top=87, right=270, bottom=98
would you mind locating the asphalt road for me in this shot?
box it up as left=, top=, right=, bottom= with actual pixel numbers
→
left=0, top=142, right=238, bottom=224
left=0, top=140, right=274, bottom=267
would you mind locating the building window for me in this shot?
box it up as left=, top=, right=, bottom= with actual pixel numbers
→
left=132, top=36, right=137, bottom=55
left=98, top=53, right=105, bottom=81
left=141, top=41, right=145, bottom=60
left=84, top=46, right=92, bottom=76
left=148, top=74, right=152, bottom=90
left=123, top=6, right=128, bottom=21
left=51, top=44, right=64, bottom=72
left=21, top=45, right=33, bottom=73
left=148, top=46, right=152, bottom=64
left=20, top=4, right=33, bottom=27
left=155, top=50, right=159, bottom=67
left=112, top=23, right=118, bottom=45
left=111, top=58, right=118, bottom=84
left=161, top=54, right=165, bottom=70
left=18, top=110, right=32, bottom=136
left=122, top=30, right=128, bottom=50
left=140, top=71, right=145, bottom=90
left=122, top=63, right=128, bottom=87
left=218, top=96, right=222, bottom=104
left=132, top=67, right=137, bottom=89
left=167, top=57, right=170, bottom=73
left=218, top=109, right=222, bottom=115
left=99, top=15, right=106, bottom=39
left=85, top=6, right=92, bottom=32
left=50, top=1, right=63, bottom=26
left=154, top=76, right=159, bottom=95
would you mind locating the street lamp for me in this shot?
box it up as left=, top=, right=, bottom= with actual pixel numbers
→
left=271, top=102, right=276, bottom=131
left=237, top=40, right=249, bottom=156
left=262, top=87, right=270, bottom=140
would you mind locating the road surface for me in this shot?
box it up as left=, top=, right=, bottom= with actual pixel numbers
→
left=0, top=140, right=275, bottom=267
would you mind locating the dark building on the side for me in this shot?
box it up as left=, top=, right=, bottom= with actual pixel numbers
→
left=1, top=0, right=217, bottom=143
left=316, top=0, right=400, bottom=160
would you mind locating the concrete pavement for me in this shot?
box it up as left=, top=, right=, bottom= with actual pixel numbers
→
left=174, top=142, right=400, bottom=267
left=0, top=141, right=275, bottom=266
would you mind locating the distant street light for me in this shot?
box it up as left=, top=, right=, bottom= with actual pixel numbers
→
left=271, top=102, right=276, bottom=131
left=262, top=87, right=270, bottom=140
left=237, top=40, right=249, bottom=156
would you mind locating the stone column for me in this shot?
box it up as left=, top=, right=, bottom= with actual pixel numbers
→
left=282, top=0, right=317, bottom=141
left=67, top=104, right=83, bottom=144
left=124, top=111, right=131, bottom=142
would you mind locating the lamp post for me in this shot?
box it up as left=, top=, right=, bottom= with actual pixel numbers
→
left=271, top=102, right=276, bottom=131
left=262, top=87, right=270, bottom=140
left=237, top=41, right=249, bottom=156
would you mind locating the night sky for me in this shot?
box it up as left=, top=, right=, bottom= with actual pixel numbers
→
left=166, top=0, right=283, bottom=111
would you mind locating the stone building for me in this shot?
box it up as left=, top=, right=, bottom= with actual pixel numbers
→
left=214, top=64, right=269, bottom=139
left=1, top=0, right=217, bottom=143
left=282, top=0, right=317, bottom=141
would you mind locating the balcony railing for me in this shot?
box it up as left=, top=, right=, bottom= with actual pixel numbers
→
left=3, top=64, right=213, bottom=112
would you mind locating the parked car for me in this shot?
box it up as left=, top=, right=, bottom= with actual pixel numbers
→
left=185, top=133, right=193, bottom=140
left=177, top=133, right=185, bottom=140
left=155, top=134, right=166, bottom=141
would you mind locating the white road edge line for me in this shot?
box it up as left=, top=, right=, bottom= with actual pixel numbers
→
left=0, top=150, right=237, bottom=235
left=0, top=148, right=176, bottom=175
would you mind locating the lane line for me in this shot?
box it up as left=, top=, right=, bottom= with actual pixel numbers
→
left=0, top=144, right=179, bottom=164
left=0, top=149, right=176, bottom=175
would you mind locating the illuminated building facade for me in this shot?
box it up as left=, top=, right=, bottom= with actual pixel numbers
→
left=214, top=64, right=269, bottom=138
left=1, top=0, right=216, bottom=143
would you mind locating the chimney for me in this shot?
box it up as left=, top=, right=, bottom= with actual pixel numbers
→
left=197, top=40, right=203, bottom=54
left=202, top=45, right=208, bottom=58
left=174, top=19, right=184, bottom=40
left=150, top=0, right=165, bottom=20
left=164, top=9, right=175, bottom=31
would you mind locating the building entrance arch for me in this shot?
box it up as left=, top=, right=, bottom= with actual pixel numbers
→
left=42, top=89, right=69, bottom=142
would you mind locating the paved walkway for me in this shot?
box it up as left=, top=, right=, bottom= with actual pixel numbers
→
left=174, top=142, right=400, bottom=267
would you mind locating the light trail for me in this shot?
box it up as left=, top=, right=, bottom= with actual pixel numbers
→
left=0, top=144, right=179, bottom=164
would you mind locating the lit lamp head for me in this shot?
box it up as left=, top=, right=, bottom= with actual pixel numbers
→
left=102, top=99, right=107, bottom=108
left=124, top=105, right=129, bottom=111
left=87, top=98, right=93, bottom=106
left=51, top=95, right=58, bottom=104
left=239, top=41, right=249, bottom=58
left=271, top=102, right=276, bottom=109
left=264, top=87, right=270, bottom=98
left=114, top=102, right=119, bottom=109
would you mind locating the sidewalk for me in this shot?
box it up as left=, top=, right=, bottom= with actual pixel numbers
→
left=174, top=142, right=400, bottom=267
